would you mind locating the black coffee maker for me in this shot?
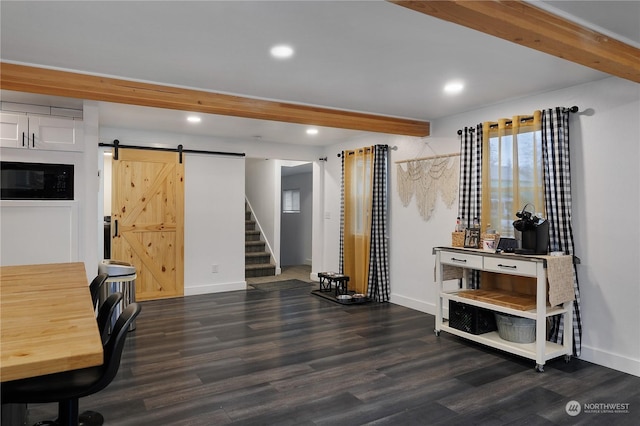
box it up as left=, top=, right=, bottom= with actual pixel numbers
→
left=512, top=204, right=549, bottom=255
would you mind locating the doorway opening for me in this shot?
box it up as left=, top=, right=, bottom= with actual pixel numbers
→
left=245, top=159, right=315, bottom=286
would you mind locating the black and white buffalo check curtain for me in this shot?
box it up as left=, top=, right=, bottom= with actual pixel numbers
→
left=458, top=125, right=483, bottom=289
left=542, top=107, right=582, bottom=356
left=339, top=144, right=390, bottom=302
left=339, top=153, right=346, bottom=277
left=367, top=145, right=390, bottom=302
left=458, top=125, right=483, bottom=230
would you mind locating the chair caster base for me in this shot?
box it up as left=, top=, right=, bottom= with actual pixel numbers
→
left=33, top=410, right=103, bottom=426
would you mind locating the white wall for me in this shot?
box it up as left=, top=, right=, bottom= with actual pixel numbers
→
left=320, top=77, right=639, bottom=376
left=102, top=154, right=112, bottom=217
left=185, top=154, right=245, bottom=294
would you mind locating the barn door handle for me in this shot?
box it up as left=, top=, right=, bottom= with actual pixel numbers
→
left=114, top=220, right=118, bottom=237
left=32, top=133, right=35, bottom=148
left=22, top=132, right=26, bottom=147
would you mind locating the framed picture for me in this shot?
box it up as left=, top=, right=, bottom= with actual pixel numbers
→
left=464, top=228, right=480, bottom=248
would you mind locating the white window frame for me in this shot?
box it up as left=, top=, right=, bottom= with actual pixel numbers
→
left=282, top=189, right=300, bottom=214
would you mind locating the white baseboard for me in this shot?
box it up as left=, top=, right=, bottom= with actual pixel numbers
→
left=580, top=344, right=640, bottom=377
left=390, top=293, right=436, bottom=316
left=184, top=281, right=246, bottom=296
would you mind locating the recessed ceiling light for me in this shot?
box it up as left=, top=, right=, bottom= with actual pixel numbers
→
left=270, top=44, right=294, bottom=59
left=187, top=116, right=201, bottom=123
left=306, top=128, right=319, bottom=135
left=444, top=81, right=464, bottom=95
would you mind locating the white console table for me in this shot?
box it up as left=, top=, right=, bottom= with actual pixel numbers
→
left=433, top=246, right=574, bottom=372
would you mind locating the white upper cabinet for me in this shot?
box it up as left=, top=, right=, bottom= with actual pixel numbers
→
left=0, top=112, right=83, bottom=152
left=0, top=112, right=28, bottom=148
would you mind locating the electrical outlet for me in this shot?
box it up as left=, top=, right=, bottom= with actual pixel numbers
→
left=211, top=264, right=219, bottom=273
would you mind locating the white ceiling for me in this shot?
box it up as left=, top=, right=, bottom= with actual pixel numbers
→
left=1, top=1, right=638, bottom=146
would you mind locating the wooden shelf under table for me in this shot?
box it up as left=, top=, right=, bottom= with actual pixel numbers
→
left=457, top=289, right=539, bottom=311
left=442, top=290, right=567, bottom=320
left=440, top=321, right=568, bottom=363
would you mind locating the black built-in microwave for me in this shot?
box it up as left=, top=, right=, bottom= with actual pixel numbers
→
left=0, top=161, right=74, bottom=200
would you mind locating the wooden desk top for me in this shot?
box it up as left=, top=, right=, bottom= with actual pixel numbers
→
left=1, top=262, right=103, bottom=382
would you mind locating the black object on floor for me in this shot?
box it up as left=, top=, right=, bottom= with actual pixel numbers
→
left=311, top=289, right=369, bottom=305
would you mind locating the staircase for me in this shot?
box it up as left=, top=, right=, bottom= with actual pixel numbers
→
left=245, top=205, right=276, bottom=278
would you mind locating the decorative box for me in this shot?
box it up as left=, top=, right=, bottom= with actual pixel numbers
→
left=481, top=233, right=500, bottom=251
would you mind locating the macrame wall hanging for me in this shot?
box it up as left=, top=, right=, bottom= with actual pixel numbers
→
left=396, top=153, right=460, bottom=221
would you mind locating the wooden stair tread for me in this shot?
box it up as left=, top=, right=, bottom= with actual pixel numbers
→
left=246, top=251, right=270, bottom=257
left=457, top=289, right=543, bottom=311
left=245, top=263, right=275, bottom=269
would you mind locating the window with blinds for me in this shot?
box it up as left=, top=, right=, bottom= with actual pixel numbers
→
left=282, top=189, right=300, bottom=213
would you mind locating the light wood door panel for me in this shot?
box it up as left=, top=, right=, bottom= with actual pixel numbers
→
left=111, top=149, right=184, bottom=301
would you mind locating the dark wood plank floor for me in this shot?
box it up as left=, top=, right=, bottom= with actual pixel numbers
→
left=28, top=284, right=640, bottom=425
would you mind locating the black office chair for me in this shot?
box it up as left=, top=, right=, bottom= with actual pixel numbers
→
left=1, top=303, right=141, bottom=426
left=96, top=292, right=123, bottom=345
left=89, top=273, right=109, bottom=311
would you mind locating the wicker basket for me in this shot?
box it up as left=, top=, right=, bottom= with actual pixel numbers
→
left=452, top=232, right=464, bottom=247
left=494, top=312, right=536, bottom=343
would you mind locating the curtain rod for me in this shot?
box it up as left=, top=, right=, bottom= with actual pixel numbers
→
left=99, top=140, right=245, bottom=162
left=456, top=106, right=579, bottom=134
left=395, top=152, right=460, bottom=164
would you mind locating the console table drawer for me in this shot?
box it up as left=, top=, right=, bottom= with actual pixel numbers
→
left=440, top=252, right=483, bottom=269
left=484, top=257, right=538, bottom=276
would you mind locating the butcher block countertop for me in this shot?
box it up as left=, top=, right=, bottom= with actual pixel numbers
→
left=0, top=262, right=103, bottom=382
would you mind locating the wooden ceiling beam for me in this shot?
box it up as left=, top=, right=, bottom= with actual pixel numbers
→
left=390, top=0, right=640, bottom=83
left=0, top=62, right=430, bottom=137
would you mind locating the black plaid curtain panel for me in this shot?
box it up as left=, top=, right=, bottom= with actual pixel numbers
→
left=458, top=125, right=483, bottom=288
left=339, top=152, right=346, bottom=275
left=367, top=145, right=390, bottom=302
left=542, top=107, right=583, bottom=356
left=457, top=125, right=483, bottom=229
